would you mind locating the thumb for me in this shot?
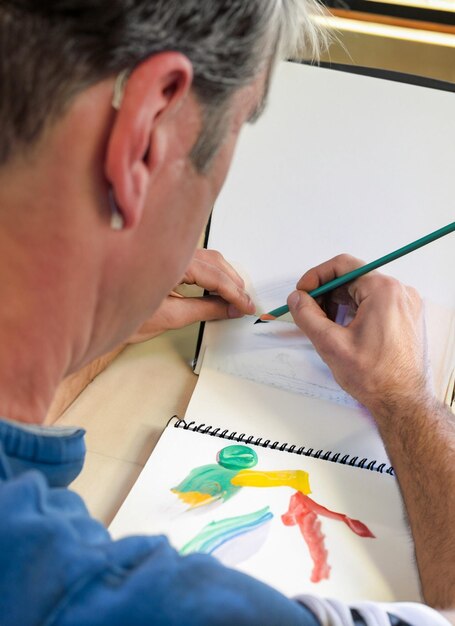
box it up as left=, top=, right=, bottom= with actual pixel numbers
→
left=287, top=290, right=343, bottom=355
left=169, top=296, right=244, bottom=328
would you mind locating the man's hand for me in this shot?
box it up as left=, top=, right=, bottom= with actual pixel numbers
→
left=129, top=249, right=255, bottom=344
left=288, top=254, right=455, bottom=608
left=287, top=253, right=433, bottom=416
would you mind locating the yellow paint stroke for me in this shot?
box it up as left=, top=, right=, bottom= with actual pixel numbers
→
left=171, top=489, right=215, bottom=508
left=231, top=470, right=311, bottom=495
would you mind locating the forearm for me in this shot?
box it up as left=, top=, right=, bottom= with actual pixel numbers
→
left=45, top=344, right=126, bottom=424
left=288, top=257, right=454, bottom=612
left=373, top=397, right=455, bottom=608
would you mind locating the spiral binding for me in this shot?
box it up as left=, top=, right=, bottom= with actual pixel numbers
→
left=172, top=418, right=394, bottom=475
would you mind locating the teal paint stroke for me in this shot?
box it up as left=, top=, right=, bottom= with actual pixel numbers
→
left=172, top=464, right=241, bottom=503
left=172, top=446, right=259, bottom=504
left=180, top=507, right=273, bottom=556
left=217, top=445, right=258, bottom=470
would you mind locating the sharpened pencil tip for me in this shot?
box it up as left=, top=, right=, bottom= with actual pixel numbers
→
left=254, top=314, right=277, bottom=324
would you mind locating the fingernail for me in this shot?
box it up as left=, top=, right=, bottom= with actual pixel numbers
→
left=228, top=305, right=243, bottom=319
left=288, top=291, right=301, bottom=309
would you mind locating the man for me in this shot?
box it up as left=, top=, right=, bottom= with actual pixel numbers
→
left=0, top=1, right=453, bottom=625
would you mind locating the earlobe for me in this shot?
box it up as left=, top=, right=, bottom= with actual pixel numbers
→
left=108, top=188, right=125, bottom=231
left=104, top=52, right=194, bottom=230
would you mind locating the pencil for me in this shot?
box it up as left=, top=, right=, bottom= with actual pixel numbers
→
left=254, top=221, right=455, bottom=324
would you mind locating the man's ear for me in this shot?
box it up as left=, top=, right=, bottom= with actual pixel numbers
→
left=105, top=52, right=193, bottom=229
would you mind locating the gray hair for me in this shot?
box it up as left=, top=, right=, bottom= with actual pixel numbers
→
left=190, top=0, right=329, bottom=170
left=0, top=1, right=328, bottom=170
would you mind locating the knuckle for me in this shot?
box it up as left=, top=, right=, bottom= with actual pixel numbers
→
left=333, top=253, right=352, bottom=263
left=193, top=249, right=206, bottom=261
left=333, top=253, right=362, bottom=265
left=331, top=253, right=365, bottom=274
left=206, top=249, right=223, bottom=262
left=406, top=285, right=422, bottom=303
left=380, top=276, right=404, bottom=297
left=366, top=273, right=400, bottom=296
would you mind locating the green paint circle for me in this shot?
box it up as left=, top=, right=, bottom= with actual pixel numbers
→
left=217, top=445, right=258, bottom=470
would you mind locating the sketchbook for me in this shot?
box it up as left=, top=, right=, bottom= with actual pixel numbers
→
left=110, top=421, right=421, bottom=601
left=110, top=63, right=454, bottom=602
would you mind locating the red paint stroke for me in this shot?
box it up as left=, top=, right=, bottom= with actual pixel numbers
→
left=282, top=492, right=375, bottom=583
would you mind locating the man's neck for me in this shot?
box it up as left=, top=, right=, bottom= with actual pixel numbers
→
left=0, top=290, right=68, bottom=424
left=0, top=84, right=124, bottom=424
left=0, top=195, right=99, bottom=424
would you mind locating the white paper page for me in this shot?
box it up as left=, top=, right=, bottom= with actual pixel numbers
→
left=110, top=426, right=420, bottom=602
left=203, top=317, right=360, bottom=408
left=209, top=62, right=455, bottom=310
left=196, top=295, right=453, bottom=410
left=186, top=361, right=390, bottom=467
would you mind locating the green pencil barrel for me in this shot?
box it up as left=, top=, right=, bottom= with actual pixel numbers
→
left=266, top=221, right=455, bottom=319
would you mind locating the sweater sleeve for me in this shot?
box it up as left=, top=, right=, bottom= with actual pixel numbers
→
left=295, top=596, right=452, bottom=626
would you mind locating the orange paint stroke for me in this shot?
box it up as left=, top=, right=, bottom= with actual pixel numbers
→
left=170, top=490, right=215, bottom=508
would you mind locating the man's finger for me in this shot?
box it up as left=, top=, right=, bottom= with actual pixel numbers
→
left=167, top=296, right=244, bottom=329
left=296, top=254, right=366, bottom=292
left=183, top=259, right=254, bottom=314
left=347, top=273, right=404, bottom=308
left=193, top=249, right=246, bottom=289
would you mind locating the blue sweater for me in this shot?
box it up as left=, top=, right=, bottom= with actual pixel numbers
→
left=0, top=418, right=320, bottom=626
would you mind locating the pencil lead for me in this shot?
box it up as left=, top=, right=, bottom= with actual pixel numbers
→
left=254, top=318, right=267, bottom=324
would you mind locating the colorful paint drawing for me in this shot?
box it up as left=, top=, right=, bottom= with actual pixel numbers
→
left=172, top=445, right=258, bottom=508
left=282, top=491, right=375, bottom=583
left=172, top=444, right=311, bottom=508
left=172, top=444, right=375, bottom=584
left=180, top=506, right=273, bottom=566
